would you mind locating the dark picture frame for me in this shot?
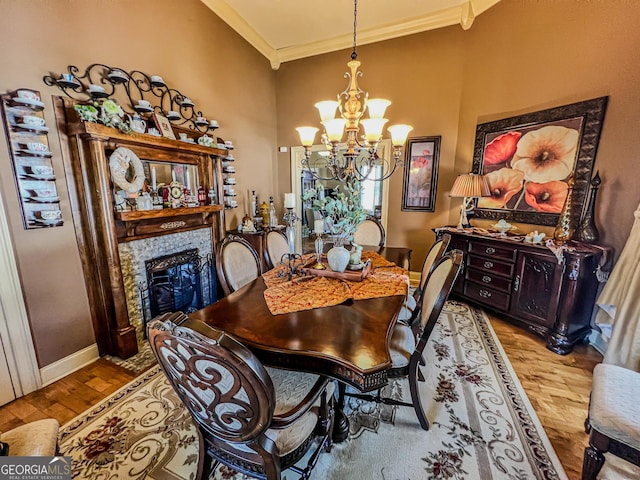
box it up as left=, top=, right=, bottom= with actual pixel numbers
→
left=471, top=97, right=608, bottom=226
left=401, top=135, right=441, bottom=212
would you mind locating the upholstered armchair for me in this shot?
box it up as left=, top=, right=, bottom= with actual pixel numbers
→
left=0, top=419, right=59, bottom=456
left=582, top=363, right=640, bottom=479
left=148, top=312, right=334, bottom=480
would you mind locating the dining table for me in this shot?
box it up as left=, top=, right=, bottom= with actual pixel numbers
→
left=189, top=245, right=411, bottom=442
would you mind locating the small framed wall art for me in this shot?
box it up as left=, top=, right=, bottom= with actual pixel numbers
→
left=401, top=135, right=441, bottom=212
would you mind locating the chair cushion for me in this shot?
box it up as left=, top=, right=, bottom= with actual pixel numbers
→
left=266, top=367, right=323, bottom=416
left=590, top=363, right=640, bottom=451
left=0, top=419, right=59, bottom=456
left=389, top=324, right=416, bottom=368
left=398, top=294, right=417, bottom=323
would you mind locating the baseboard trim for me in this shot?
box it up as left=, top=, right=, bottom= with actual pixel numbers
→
left=588, top=329, right=608, bottom=356
left=40, top=344, right=100, bottom=386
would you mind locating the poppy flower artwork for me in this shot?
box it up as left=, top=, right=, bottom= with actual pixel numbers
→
left=471, top=97, right=608, bottom=226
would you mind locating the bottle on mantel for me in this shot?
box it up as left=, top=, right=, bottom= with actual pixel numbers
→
left=268, top=196, right=277, bottom=227
left=197, top=185, right=206, bottom=206
left=207, top=187, right=216, bottom=206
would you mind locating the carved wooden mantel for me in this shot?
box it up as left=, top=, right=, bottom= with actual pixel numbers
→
left=54, top=97, right=228, bottom=358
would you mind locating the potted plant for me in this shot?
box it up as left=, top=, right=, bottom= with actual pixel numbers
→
left=303, top=178, right=367, bottom=272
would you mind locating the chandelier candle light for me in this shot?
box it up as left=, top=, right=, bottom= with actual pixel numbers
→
left=450, top=173, right=491, bottom=230
left=296, top=0, right=413, bottom=182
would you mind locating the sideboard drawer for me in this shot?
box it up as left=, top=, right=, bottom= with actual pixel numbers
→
left=466, top=268, right=512, bottom=293
left=468, top=240, right=517, bottom=263
left=467, top=255, right=514, bottom=278
left=465, top=281, right=511, bottom=311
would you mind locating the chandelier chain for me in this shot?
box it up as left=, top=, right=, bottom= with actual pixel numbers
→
left=351, top=0, right=358, bottom=60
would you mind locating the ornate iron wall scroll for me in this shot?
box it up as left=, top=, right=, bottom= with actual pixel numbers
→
left=43, top=63, right=219, bottom=134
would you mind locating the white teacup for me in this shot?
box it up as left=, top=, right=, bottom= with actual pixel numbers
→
left=33, top=188, right=54, bottom=198
left=167, top=110, right=180, bottom=119
left=198, top=135, right=213, bottom=146
left=17, top=90, right=40, bottom=101
left=148, top=127, right=160, bottom=136
left=181, top=97, right=193, bottom=106
left=150, top=75, right=164, bottom=84
left=209, top=119, right=219, bottom=128
left=108, top=69, right=127, bottom=80
left=40, top=210, right=61, bottom=220
left=31, top=165, right=54, bottom=175
left=27, top=142, right=48, bottom=152
left=137, top=99, right=151, bottom=108
left=196, top=116, right=207, bottom=124
left=89, top=84, right=105, bottom=93
left=179, top=132, right=189, bottom=141
left=59, top=73, right=75, bottom=83
left=22, top=115, right=46, bottom=127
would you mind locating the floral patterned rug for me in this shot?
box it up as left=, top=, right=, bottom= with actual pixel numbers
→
left=58, top=301, right=567, bottom=479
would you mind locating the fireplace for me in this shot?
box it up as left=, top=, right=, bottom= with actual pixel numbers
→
left=139, top=248, right=216, bottom=333
left=119, top=228, right=217, bottom=349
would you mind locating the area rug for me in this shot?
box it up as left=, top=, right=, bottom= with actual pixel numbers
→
left=58, top=301, right=568, bottom=479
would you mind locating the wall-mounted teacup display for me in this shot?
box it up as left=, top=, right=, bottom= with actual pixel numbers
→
left=196, top=116, right=207, bottom=124
left=209, top=119, right=219, bottom=128
left=224, top=140, right=234, bottom=149
left=21, top=115, right=46, bottom=127
left=181, top=97, right=194, bottom=106
left=27, top=142, right=49, bottom=152
left=108, top=69, right=128, bottom=81
left=150, top=75, right=165, bottom=85
left=16, top=90, right=40, bottom=101
left=137, top=99, right=152, bottom=109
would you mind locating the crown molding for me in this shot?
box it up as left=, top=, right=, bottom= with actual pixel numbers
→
left=202, top=0, right=500, bottom=70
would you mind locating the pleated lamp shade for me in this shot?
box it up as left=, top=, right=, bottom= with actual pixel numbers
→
left=450, top=173, right=491, bottom=198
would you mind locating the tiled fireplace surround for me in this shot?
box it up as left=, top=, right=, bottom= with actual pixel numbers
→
left=118, top=228, right=213, bottom=349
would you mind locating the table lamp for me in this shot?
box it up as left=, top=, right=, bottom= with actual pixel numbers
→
left=449, top=173, right=491, bottom=229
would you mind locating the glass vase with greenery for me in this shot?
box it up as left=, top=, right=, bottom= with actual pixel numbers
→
left=303, top=178, right=367, bottom=247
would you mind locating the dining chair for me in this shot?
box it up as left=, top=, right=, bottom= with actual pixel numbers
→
left=353, top=216, right=385, bottom=248
left=399, top=233, right=451, bottom=325
left=347, top=250, right=463, bottom=430
left=148, top=312, right=334, bottom=480
left=216, top=234, right=262, bottom=295
left=264, top=228, right=289, bottom=270
left=582, top=363, right=640, bottom=479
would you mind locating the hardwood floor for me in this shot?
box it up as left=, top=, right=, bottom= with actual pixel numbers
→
left=0, top=311, right=602, bottom=480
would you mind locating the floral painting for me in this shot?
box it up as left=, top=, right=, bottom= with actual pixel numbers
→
left=472, top=97, right=608, bottom=226
left=402, top=136, right=441, bottom=212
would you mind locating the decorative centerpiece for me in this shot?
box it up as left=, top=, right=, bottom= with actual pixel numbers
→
left=303, top=178, right=366, bottom=273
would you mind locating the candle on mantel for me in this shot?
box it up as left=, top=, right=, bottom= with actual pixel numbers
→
left=314, top=219, right=324, bottom=234
left=186, top=170, right=191, bottom=192
left=151, top=167, right=156, bottom=191
left=172, top=169, right=176, bottom=182
left=284, top=193, right=295, bottom=209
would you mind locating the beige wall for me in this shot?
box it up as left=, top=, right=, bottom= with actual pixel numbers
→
left=0, top=0, right=277, bottom=367
left=276, top=0, right=640, bottom=270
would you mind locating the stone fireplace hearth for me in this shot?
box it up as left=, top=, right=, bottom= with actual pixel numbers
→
left=119, top=229, right=216, bottom=350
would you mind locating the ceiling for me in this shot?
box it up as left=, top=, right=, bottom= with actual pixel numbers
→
left=201, top=0, right=501, bottom=69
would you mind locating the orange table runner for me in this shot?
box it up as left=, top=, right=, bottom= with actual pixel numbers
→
left=263, top=251, right=409, bottom=315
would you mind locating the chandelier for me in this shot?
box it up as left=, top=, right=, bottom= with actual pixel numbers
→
left=296, top=0, right=413, bottom=182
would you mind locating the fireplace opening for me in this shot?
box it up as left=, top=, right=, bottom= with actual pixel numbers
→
left=139, top=248, right=217, bottom=333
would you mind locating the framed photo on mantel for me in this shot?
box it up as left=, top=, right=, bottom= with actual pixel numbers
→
left=471, top=96, right=608, bottom=226
left=153, top=113, right=176, bottom=140
left=401, top=135, right=441, bottom=212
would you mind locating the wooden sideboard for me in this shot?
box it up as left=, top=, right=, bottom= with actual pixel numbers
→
left=438, top=229, right=608, bottom=354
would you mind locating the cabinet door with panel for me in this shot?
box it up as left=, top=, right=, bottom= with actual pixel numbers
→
left=510, top=250, right=562, bottom=331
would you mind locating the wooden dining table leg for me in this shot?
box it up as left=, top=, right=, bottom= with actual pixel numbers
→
left=333, top=382, right=350, bottom=443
